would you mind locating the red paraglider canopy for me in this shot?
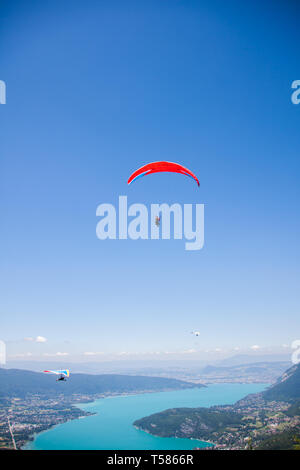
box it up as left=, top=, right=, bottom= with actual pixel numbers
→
left=127, top=161, right=200, bottom=186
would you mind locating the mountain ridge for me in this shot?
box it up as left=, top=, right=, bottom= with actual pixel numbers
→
left=0, top=368, right=205, bottom=398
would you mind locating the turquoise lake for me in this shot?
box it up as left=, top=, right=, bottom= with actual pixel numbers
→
left=25, top=383, right=268, bottom=450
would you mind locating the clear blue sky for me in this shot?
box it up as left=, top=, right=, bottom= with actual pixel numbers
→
left=1, top=0, right=299, bottom=361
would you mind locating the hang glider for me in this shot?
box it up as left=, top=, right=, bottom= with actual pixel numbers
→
left=44, top=369, right=70, bottom=381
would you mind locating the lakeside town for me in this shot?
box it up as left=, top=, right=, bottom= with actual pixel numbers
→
left=200, top=394, right=300, bottom=449
left=0, top=395, right=94, bottom=449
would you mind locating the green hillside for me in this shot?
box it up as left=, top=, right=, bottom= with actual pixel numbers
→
left=134, top=407, right=242, bottom=441
left=256, top=428, right=300, bottom=450
left=263, top=363, right=300, bottom=402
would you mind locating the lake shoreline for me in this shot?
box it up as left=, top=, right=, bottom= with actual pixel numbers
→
left=22, top=387, right=200, bottom=450
left=132, top=425, right=215, bottom=448
left=23, top=384, right=269, bottom=450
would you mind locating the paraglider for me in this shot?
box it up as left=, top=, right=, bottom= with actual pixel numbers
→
left=127, top=161, right=200, bottom=187
left=128, top=161, right=200, bottom=230
left=44, top=369, right=70, bottom=382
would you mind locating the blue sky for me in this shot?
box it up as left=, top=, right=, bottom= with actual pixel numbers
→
left=0, top=0, right=299, bottom=362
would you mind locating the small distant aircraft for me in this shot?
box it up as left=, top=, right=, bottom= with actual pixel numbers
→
left=191, top=331, right=200, bottom=337
left=44, top=369, right=70, bottom=382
